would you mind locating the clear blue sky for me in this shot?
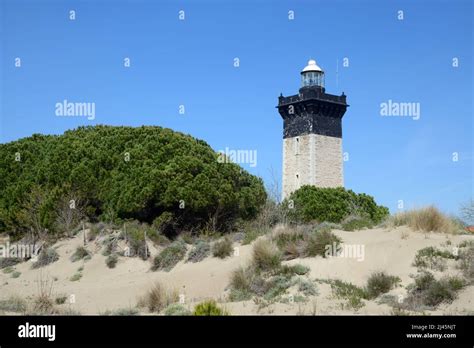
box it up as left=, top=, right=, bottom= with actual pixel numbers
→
left=1, top=0, right=472, bottom=216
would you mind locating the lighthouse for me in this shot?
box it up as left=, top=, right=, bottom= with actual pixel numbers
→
left=277, top=59, right=349, bottom=199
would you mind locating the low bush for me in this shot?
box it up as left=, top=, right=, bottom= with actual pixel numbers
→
left=212, top=237, right=233, bottom=259
left=186, top=240, right=210, bottom=263
left=304, top=230, right=342, bottom=258
left=403, top=271, right=466, bottom=309
left=11, top=271, right=21, bottom=278
left=151, top=241, right=187, bottom=271
left=272, top=226, right=342, bottom=260
left=289, top=264, right=310, bottom=275
left=110, top=307, right=140, bottom=316
left=193, top=300, right=227, bottom=316
left=0, top=257, right=21, bottom=269
left=70, top=246, right=91, bottom=262
left=341, top=215, right=373, bottom=231
left=413, top=246, right=456, bottom=271
left=32, top=247, right=59, bottom=269
left=365, top=272, right=401, bottom=299
left=297, top=279, right=317, bottom=296
left=0, top=296, right=27, bottom=313
left=164, top=303, right=192, bottom=316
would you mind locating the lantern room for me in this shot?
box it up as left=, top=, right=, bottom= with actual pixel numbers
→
left=301, top=59, right=324, bottom=88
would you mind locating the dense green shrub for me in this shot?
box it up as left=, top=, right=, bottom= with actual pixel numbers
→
left=0, top=126, right=266, bottom=239
left=284, top=186, right=388, bottom=224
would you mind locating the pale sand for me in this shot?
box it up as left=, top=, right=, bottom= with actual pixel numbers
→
left=0, top=226, right=472, bottom=315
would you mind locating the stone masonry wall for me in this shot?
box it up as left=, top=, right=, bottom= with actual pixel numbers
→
left=282, top=134, right=343, bottom=200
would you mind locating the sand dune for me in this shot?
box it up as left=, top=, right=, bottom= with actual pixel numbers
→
left=0, top=226, right=472, bottom=315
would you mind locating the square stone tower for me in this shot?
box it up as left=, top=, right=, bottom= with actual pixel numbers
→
left=277, top=59, right=349, bottom=200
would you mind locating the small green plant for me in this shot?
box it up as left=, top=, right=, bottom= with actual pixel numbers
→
left=212, top=237, right=233, bottom=259
left=193, top=300, right=227, bottom=316
left=70, top=246, right=91, bottom=262
left=70, top=272, right=82, bottom=282
left=55, top=295, right=68, bottom=305
left=151, top=241, right=187, bottom=271
left=289, top=264, right=310, bottom=275
left=2, top=266, right=14, bottom=274
left=186, top=240, right=210, bottom=263
left=11, top=271, right=21, bottom=278
left=105, top=254, right=118, bottom=268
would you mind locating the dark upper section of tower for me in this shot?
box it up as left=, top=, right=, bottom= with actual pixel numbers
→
left=277, top=59, right=349, bottom=139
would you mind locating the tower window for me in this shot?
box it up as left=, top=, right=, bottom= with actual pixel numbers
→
left=294, top=137, right=300, bottom=155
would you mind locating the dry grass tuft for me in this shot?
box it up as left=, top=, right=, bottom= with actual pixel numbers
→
left=137, top=282, right=178, bottom=313
left=251, top=239, right=281, bottom=272
left=389, top=206, right=463, bottom=234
